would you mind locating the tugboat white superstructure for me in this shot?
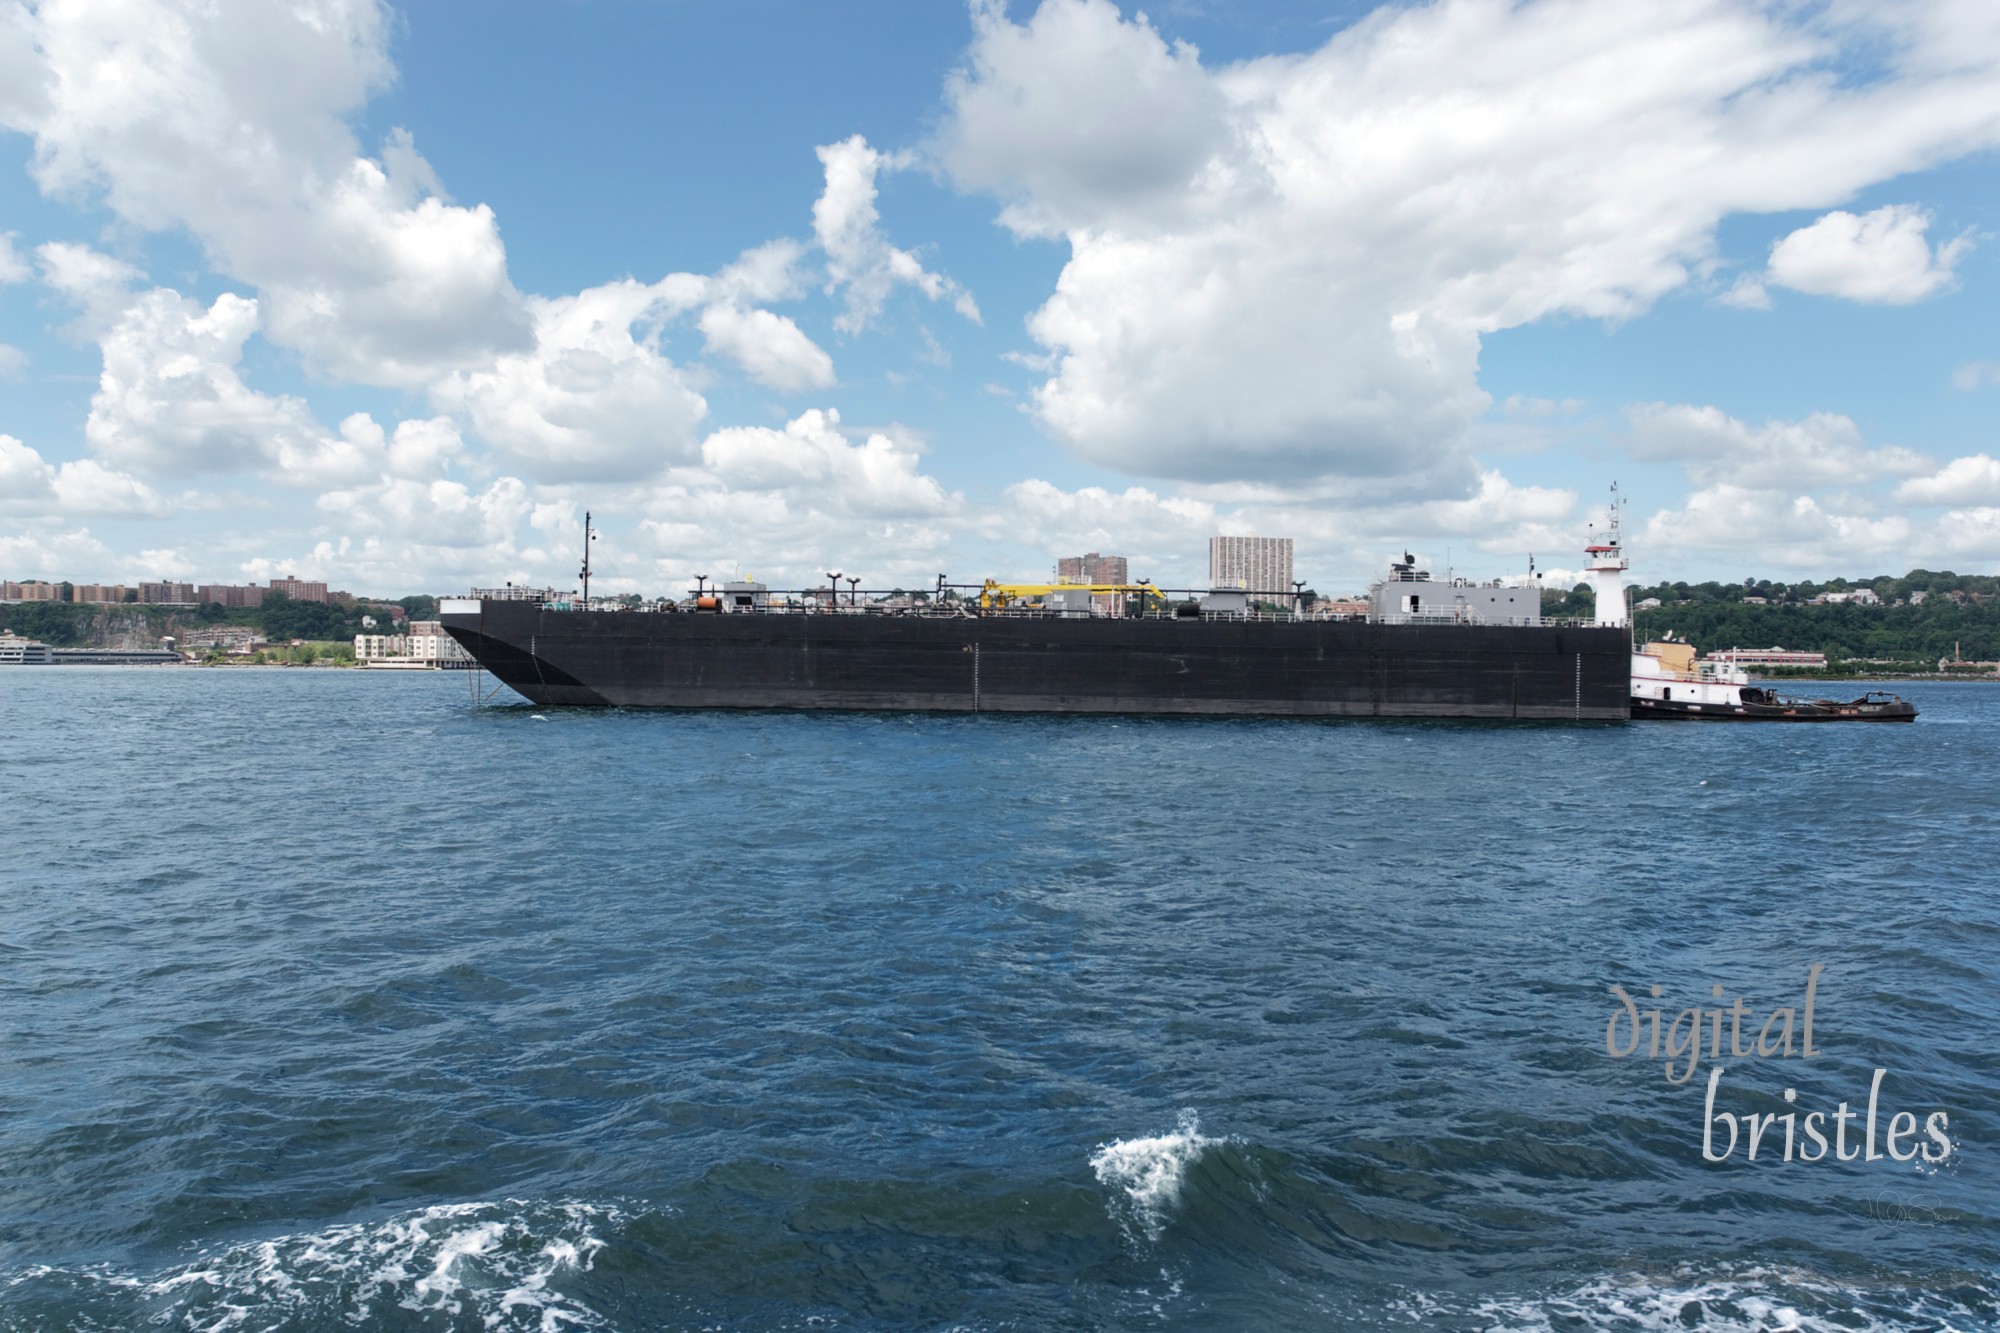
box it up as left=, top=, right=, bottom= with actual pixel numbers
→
left=1631, top=637, right=1754, bottom=711
left=1630, top=637, right=1915, bottom=721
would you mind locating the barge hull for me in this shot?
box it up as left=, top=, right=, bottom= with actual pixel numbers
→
left=443, top=600, right=1631, bottom=720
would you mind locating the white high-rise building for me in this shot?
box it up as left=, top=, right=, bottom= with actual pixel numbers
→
left=1208, top=536, right=1294, bottom=600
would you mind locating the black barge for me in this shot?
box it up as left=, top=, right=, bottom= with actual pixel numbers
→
left=439, top=596, right=1632, bottom=720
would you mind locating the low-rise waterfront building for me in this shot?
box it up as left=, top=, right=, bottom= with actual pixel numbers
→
left=1704, top=647, right=1828, bottom=669
left=407, top=621, right=472, bottom=667
left=50, top=647, right=179, bottom=665
left=0, top=631, right=53, bottom=664
left=355, top=633, right=411, bottom=662
left=178, top=625, right=267, bottom=652
left=355, top=623, right=471, bottom=668
left=1937, top=641, right=1998, bottom=672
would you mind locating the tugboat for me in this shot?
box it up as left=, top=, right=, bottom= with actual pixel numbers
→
left=1581, top=491, right=1916, bottom=722
left=1630, top=637, right=1916, bottom=721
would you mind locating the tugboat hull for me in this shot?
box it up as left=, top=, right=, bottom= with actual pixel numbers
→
left=1631, top=691, right=1917, bottom=722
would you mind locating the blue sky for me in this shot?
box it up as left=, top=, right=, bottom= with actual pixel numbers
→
left=2, top=0, right=1997, bottom=597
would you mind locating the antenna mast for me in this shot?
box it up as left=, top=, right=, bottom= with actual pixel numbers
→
left=579, top=510, right=594, bottom=605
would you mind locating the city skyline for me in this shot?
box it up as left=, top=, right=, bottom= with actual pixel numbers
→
left=3, top=2, right=1999, bottom=597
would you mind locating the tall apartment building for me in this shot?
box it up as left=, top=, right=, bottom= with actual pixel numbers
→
left=1055, top=552, right=1129, bottom=585
left=1208, top=536, right=1295, bottom=598
left=268, top=575, right=329, bottom=604
left=139, top=581, right=197, bottom=604
left=2, top=581, right=59, bottom=601
left=72, top=583, right=128, bottom=604
left=199, top=583, right=265, bottom=607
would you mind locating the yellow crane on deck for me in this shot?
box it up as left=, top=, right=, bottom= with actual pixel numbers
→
left=978, top=580, right=1171, bottom=612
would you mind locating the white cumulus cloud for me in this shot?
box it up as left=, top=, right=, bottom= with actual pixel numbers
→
left=986, top=478, right=1215, bottom=569
left=40, top=266, right=471, bottom=493
left=1604, top=401, right=2000, bottom=573
left=433, top=277, right=712, bottom=482
left=317, top=474, right=534, bottom=550
left=1895, top=454, right=2000, bottom=507
left=4, top=0, right=530, bottom=388
left=698, top=409, right=955, bottom=519
left=623, top=408, right=967, bottom=589
left=1715, top=273, right=1772, bottom=310
left=1642, top=486, right=1915, bottom=571
left=0, top=230, right=29, bottom=282
left=251, top=476, right=583, bottom=594
left=0, top=433, right=56, bottom=501
left=1625, top=404, right=1929, bottom=490
left=814, top=135, right=980, bottom=335
left=0, top=523, right=120, bottom=580
left=84, top=286, right=332, bottom=477
left=1950, top=360, right=2000, bottom=392
left=433, top=249, right=854, bottom=480
left=936, top=0, right=2000, bottom=486
left=1764, top=205, right=1971, bottom=305
left=0, top=434, right=168, bottom=516
left=698, top=304, right=835, bottom=393
left=37, top=240, right=145, bottom=330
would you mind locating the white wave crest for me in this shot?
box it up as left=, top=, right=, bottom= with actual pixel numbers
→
left=1090, top=1108, right=1220, bottom=1243
left=1427, top=1265, right=2000, bottom=1333
left=6, top=1199, right=622, bottom=1333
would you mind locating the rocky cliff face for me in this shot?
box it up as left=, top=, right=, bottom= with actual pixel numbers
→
left=83, top=608, right=194, bottom=651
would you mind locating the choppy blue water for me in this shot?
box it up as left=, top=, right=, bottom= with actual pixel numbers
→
left=2, top=667, right=1995, bottom=1331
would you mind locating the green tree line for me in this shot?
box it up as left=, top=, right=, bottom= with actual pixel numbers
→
left=1, top=592, right=438, bottom=648
left=1542, top=570, right=2000, bottom=663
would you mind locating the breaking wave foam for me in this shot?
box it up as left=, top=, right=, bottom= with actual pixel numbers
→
left=1400, top=1264, right=2000, bottom=1332
left=1089, top=1108, right=1222, bottom=1243
left=2, top=1199, right=623, bottom=1332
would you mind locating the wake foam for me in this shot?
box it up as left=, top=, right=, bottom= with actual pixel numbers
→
left=4, top=1199, right=621, bottom=1332
left=1089, top=1108, right=1222, bottom=1243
